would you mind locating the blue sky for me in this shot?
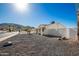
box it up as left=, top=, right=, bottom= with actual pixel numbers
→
left=0, top=3, right=77, bottom=28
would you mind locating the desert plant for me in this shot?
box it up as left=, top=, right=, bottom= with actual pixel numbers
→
left=50, top=21, right=55, bottom=24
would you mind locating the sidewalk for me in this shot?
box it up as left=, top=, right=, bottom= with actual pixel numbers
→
left=0, top=32, right=19, bottom=42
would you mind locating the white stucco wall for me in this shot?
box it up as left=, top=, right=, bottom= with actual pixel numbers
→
left=43, top=23, right=67, bottom=37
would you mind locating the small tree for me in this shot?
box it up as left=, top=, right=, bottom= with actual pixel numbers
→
left=50, top=21, right=55, bottom=24
left=24, top=28, right=31, bottom=35
left=8, top=25, right=11, bottom=32
left=27, top=29, right=31, bottom=35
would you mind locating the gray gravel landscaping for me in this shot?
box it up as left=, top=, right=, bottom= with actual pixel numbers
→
left=0, top=34, right=78, bottom=56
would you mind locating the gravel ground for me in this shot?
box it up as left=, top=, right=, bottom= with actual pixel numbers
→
left=0, top=34, right=79, bottom=56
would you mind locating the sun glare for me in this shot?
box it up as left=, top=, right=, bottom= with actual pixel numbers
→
left=14, top=3, right=29, bottom=12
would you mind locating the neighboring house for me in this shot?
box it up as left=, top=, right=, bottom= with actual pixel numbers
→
left=31, top=29, right=37, bottom=34
left=36, top=24, right=48, bottom=35
left=69, top=28, right=77, bottom=40
left=37, top=22, right=67, bottom=38
left=43, top=23, right=66, bottom=38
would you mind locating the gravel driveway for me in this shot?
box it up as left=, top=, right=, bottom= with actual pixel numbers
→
left=0, top=34, right=79, bottom=56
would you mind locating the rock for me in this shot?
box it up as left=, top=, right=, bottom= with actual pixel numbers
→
left=2, top=41, right=12, bottom=47
left=62, top=37, right=68, bottom=40
left=58, top=38, right=62, bottom=40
